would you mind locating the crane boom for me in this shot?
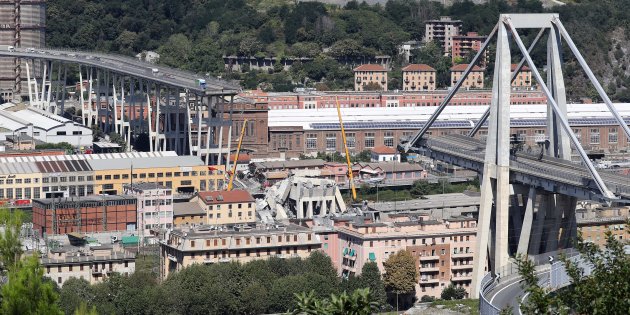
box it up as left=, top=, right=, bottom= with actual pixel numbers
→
left=227, top=119, right=248, bottom=191
left=335, top=97, right=357, bottom=201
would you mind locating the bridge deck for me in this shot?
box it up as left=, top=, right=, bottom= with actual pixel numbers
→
left=421, top=134, right=630, bottom=200
left=0, top=47, right=239, bottom=94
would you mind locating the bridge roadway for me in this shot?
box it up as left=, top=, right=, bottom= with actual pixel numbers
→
left=419, top=134, right=630, bottom=202
left=0, top=47, right=240, bottom=94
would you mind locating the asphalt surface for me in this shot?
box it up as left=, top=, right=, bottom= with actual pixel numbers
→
left=0, top=47, right=239, bottom=94
left=486, top=270, right=550, bottom=315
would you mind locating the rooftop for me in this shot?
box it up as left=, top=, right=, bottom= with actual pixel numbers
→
left=402, top=64, right=436, bottom=72
left=198, top=190, right=255, bottom=205
left=124, top=182, right=170, bottom=191
left=254, top=159, right=325, bottom=170
left=368, top=193, right=480, bottom=212
left=173, top=201, right=205, bottom=216
left=371, top=145, right=398, bottom=155
left=450, top=64, right=484, bottom=72
left=354, top=161, right=424, bottom=173
left=170, top=223, right=312, bottom=239
left=511, top=64, right=531, bottom=71
left=32, top=195, right=138, bottom=206
left=353, top=64, right=387, bottom=72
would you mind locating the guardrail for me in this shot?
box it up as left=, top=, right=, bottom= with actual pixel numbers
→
left=479, top=273, right=501, bottom=315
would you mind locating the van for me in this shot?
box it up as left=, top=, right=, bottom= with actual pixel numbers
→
left=152, top=68, right=159, bottom=75
left=7, top=46, right=14, bottom=52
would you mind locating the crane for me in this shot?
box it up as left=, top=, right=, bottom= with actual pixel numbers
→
left=227, top=119, right=248, bottom=191
left=335, top=97, right=357, bottom=201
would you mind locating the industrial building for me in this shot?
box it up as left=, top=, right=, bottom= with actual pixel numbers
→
left=32, top=195, right=138, bottom=236
left=0, top=151, right=225, bottom=205
left=160, top=224, right=321, bottom=279
left=0, top=0, right=45, bottom=99
left=0, top=103, right=93, bottom=147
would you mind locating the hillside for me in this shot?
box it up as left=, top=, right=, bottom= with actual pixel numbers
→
left=46, top=0, right=630, bottom=100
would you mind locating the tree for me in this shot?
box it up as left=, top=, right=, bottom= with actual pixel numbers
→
left=382, top=250, right=418, bottom=309
left=410, top=180, right=431, bottom=197
left=36, top=142, right=74, bottom=151
left=515, top=254, right=567, bottom=314
left=363, top=82, right=384, bottom=91
left=291, top=288, right=379, bottom=315
left=73, top=302, right=98, bottom=315
left=1, top=254, right=63, bottom=315
left=59, top=278, right=95, bottom=315
left=358, top=262, right=387, bottom=308
left=352, top=150, right=372, bottom=163
left=0, top=209, right=24, bottom=272
left=440, top=284, right=467, bottom=300
left=133, top=133, right=151, bottom=152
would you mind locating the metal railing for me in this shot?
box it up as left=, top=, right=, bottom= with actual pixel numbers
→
left=479, top=272, right=501, bottom=315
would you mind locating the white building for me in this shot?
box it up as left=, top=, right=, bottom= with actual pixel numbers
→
left=0, top=103, right=92, bottom=147
left=123, top=182, right=173, bottom=244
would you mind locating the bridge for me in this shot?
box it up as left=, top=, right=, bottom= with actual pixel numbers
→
left=400, top=13, right=630, bottom=300
left=0, top=46, right=241, bottom=167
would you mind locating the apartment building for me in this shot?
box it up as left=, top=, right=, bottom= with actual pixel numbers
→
left=173, top=201, right=206, bottom=227
left=425, top=17, right=463, bottom=54
left=451, top=32, right=487, bottom=64
left=123, top=182, right=173, bottom=241
left=160, top=224, right=321, bottom=279
left=335, top=214, right=478, bottom=298
left=32, top=195, right=137, bottom=236
left=354, top=64, right=388, bottom=91
left=42, top=244, right=135, bottom=286
left=196, top=190, right=256, bottom=226
left=402, top=64, right=436, bottom=91
left=450, top=64, right=484, bottom=89
left=512, top=64, right=532, bottom=88
left=576, top=206, right=628, bottom=247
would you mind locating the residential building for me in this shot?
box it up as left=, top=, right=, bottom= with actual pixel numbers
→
left=353, top=162, right=427, bottom=184
left=335, top=214, right=478, bottom=298
left=451, top=32, right=487, bottom=64
left=370, top=145, right=401, bottom=162
left=354, top=64, right=388, bottom=91
left=160, top=224, right=321, bottom=279
left=576, top=206, right=628, bottom=247
left=402, top=64, right=436, bottom=91
left=32, top=195, right=138, bottom=236
left=42, top=244, right=135, bottom=286
left=399, top=40, right=424, bottom=62
left=197, top=190, right=256, bottom=226
left=173, top=201, right=206, bottom=227
left=0, top=0, right=46, bottom=98
left=450, top=64, right=484, bottom=89
left=123, top=182, right=173, bottom=242
left=425, top=17, right=462, bottom=54
left=512, top=64, right=532, bottom=88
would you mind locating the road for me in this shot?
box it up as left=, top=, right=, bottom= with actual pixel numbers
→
left=0, top=47, right=239, bottom=94
left=487, top=270, right=550, bottom=314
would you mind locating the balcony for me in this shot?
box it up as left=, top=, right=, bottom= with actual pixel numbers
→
left=203, top=258, right=216, bottom=264
left=420, top=277, right=440, bottom=284
left=218, top=257, right=231, bottom=263
left=419, top=266, right=440, bottom=272
left=92, top=268, right=103, bottom=275
left=419, top=255, right=440, bottom=261
left=452, top=252, right=473, bottom=258
left=451, top=275, right=472, bottom=281
left=356, top=77, right=361, bottom=83
left=451, top=264, right=473, bottom=270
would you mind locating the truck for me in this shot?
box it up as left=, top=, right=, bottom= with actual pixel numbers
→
left=152, top=68, right=159, bottom=75
left=197, top=78, right=207, bottom=89
left=0, top=45, right=14, bottom=52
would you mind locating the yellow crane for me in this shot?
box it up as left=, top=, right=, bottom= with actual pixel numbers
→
left=227, top=119, right=248, bottom=191
left=336, top=97, right=357, bottom=200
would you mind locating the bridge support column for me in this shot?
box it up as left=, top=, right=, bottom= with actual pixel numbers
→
left=517, top=187, right=537, bottom=255
left=471, top=21, right=512, bottom=297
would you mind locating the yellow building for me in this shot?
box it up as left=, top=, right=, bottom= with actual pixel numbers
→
left=197, top=190, right=256, bottom=226
left=402, top=64, right=436, bottom=91
left=160, top=224, right=321, bottom=279
left=354, top=64, right=388, bottom=91
left=450, top=64, right=484, bottom=89
left=511, top=64, right=532, bottom=88
left=0, top=151, right=225, bottom=205
left=173, top=201, right=206, bottom=227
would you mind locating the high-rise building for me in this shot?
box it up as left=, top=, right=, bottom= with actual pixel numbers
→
left=425, top=17, right=462, bottom=54
left=0, top=0, right=46, bottom=100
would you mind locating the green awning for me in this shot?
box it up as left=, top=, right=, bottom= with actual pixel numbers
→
left=343, top=248, right=349, bottom=255
left=122, top=235, right=139, bottom=246
left=368, top=252, right=376, bottom=261
left=350, top=249, right=356, bottom=257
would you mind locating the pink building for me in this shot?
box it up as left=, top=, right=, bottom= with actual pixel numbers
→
left=124, top=182, right=173, bottom=243
left=323, top=162, right=350, bottom=185
left=334, top=214, right=479, bottom=299
left=353, top=162, right=427, bottom=183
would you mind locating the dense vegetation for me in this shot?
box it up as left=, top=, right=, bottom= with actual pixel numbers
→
left=47, top=0, right=630, bottom=99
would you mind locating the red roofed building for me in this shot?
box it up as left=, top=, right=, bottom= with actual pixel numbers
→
left=196, top=190, right=256, bottom=226
left=402, top=64, right=437, bottom=91
left=451, top=32, right=487, bottom=65
left=450, top=64, right=484, bottom=89
left=370, top=145, right=400, bottom=162
left=354, top=64, right=388, bottom=92
left=511, top=64, right=532, bottom=88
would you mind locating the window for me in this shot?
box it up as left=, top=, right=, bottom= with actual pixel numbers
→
left=305, top=133, right=318, bottom=149
left=365, top=132, right=375, bottom=148
left=590, top=128, right=600, bottom=144
left=346, top=133, right=356, bottom=148
left=609, top=128, right=618, bottom=143
left=384, top=131, right=394, bottom=147
left=326, top=133, right=336, bottom=151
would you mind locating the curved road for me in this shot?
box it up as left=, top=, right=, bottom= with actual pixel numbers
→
left=486, top=270, right=550, bottom=314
